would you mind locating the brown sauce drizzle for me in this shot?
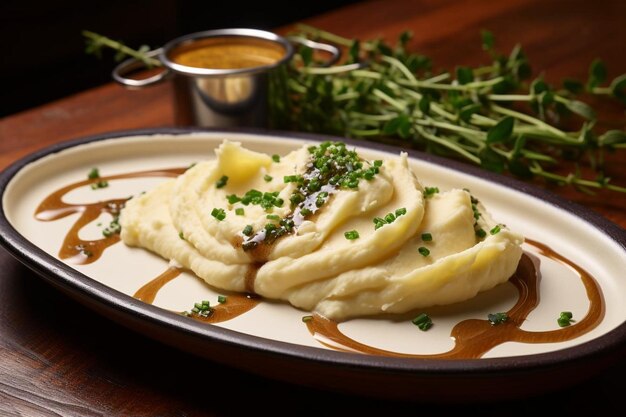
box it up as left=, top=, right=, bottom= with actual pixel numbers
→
left=34, top=168, right=184, bottom=264
left=305, top=238, right=605, bottom=359
left=132, top=267, right=259, bottom=323
left=35, top=166, right=605, bottom=359
left=134, top=267, right=182, bottom=304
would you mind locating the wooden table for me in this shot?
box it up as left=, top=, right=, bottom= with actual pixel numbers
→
left=1, top=0, right=625, bottom=414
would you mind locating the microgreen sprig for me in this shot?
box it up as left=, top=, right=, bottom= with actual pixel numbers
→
left=283, top=25, right=626, bottom=195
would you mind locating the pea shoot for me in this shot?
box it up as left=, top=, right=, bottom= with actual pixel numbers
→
left=85, top=28, right=626, bottom=195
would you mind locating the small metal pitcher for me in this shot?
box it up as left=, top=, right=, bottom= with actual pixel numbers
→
left=112, top=28, right=340, bottom=128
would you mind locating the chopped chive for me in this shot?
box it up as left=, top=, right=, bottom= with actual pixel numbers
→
left=284, top=175, right=302, bottom=183
left=87, top=167, right=100, bottom=179
left=218, top=295, right=227, bottom=304
left=211, top=208, right=226, bottom=221
left=266, top=214, right=280, bottom=221
left=395, top=207, right=407, bottom=217
left=90, top=180, right=109, bottom=190
left=384, top=213, right=396, bottom=223
left=302, top=315, right=313, bottom=322
left=412, top=313, right=433, bottom=331
left=242, top=225, right=253, bottom=236
left=424, top=186, right=439, bottom=197
left=373, top=217, right=386, bottom=230
left=179, top=231, right=185, bottom=240
left=344, top=230, right=360, bottom=240
left=421, top=232, right=432, bottom=241
left=557, top=311, right=574, bottom=327
left=215, top=175, right=228, bottom=189
left=264, top=174, right=273, bottom=182
left=418, top=246, right=430, bottom=256
left=373, top=160, right=383, bottom=167
left=227, top=194, right=241, bottom=204
left=475, top=228, right=487, bottom=238
left=235, top=207, right=244, bottom=215
left=272, top=154, right=280, bottom=163
left=490, top=224, right=502, bottom=235
left=300, top=208, right=312, bottom=216
left=488, top=312, right=508, bottom=325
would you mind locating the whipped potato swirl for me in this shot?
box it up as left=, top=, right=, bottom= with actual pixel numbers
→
left=120, top=140, right=524, bottom=321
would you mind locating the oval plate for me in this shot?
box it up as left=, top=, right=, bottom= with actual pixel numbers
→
left=1, top=128, right=625, bottom=401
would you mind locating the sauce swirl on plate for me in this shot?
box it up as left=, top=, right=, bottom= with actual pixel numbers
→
left=35, top=167, right=605, bottom=359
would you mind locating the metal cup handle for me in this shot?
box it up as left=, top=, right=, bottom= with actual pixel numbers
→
left=286, top=36, right=342, bottom=67
left=112, top=48, right=170, bottom=88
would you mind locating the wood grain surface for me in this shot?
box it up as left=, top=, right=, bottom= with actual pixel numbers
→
left=1, top=0, right=625, bottom=415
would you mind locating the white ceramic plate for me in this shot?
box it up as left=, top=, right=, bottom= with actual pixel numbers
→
left=1, top=128, right=625, bottom=401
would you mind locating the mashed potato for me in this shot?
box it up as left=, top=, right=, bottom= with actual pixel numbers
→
left=120, top=140, right=523, bottom=321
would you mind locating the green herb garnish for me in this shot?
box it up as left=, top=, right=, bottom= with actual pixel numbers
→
left=302, top=315, right=313, bottom=322
left=84, top=28, right=626, bottom=195
left=211, top=208, right=226, bottom=221
left=178, top=231, right=185, bottom=240
left=188, top=300, right=213, bottom=318
left=272, top=154, right=281, bottom=163
left=87, top=168, right=100, bottom=179
left=344, top=230, right=360, bottom=240
left=264, top=174, right=273, bottom=182
left=90, top=180, right=109, bottom=190
left=421, top=233, right=432, bottom=241
left=235, top=207, right=245, bottom=216
left=218, top=295, right=227, bottom=304
left=215, top=175, right=228, bottom=189
left=395, top=207, right=407, bottom=217
left=412, top=313, right=433, bottom=331
left=488, top=312, right=509, bottom=325
left=490, top=224, right=502, bottom=235
left=418, top=246, right=430, bottom=256
left=102, top=215, right=121, bottom=237
left=424, top=187, right=439, bottom=198
left=557, top=311, right=574, bottom=327
left=242, top=225, right=253, bottom=236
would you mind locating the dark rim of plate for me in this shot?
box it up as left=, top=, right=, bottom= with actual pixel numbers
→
left=0, top=127, right=625, bottom=378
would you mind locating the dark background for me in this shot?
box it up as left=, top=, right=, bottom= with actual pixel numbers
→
left=1, top=0, right=360, bottom=117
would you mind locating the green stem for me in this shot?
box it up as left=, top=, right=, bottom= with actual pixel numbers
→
left=295, top=24, right=354, bottom=47
left=82, top=31, right=161, bottom=67
left=487, top=94, right=533, bottom=101
left=490, top=103, right=568, bottom=138
left=530, top=162, right=626, bottom=193
left=416, top=127, right=482, bottom=164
